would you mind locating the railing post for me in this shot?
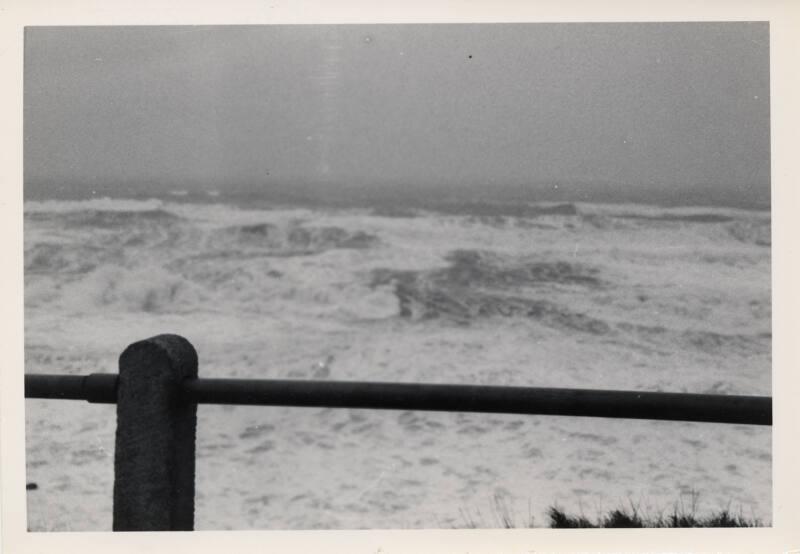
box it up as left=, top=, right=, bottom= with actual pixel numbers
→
left=113, top=334, right=198, bottom=531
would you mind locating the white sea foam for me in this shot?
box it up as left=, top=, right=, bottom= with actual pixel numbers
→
left=25, top=197, right=771, bottom=530
left=24, top=196, right=166, bottom=213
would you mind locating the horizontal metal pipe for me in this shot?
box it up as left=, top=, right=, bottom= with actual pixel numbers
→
left=24, top=373, right=771, bottom=425
left=25, top=374, right=85, bottom=400
left=24, top=373, right=118, bottom=403
left=183, top=378, right=771, bottom=425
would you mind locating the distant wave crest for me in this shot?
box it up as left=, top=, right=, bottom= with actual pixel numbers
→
left=215, top=222, right=380, bottom=255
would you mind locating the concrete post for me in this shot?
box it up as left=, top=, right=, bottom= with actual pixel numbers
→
left=113, top=334, right=198, bottom=531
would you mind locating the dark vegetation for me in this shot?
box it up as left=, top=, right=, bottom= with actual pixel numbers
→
left=457, top=492, right=764, bottom=529
left=545, top=506, right=762, bottom=528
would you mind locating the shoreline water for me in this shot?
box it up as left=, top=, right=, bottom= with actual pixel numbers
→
left=23, top=193, right=771, bottom=530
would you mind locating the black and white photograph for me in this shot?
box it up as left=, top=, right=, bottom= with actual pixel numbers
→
left=5, top=3, right=799, bottom=551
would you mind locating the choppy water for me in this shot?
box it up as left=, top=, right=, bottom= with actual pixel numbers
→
left=24, top=196, right=771, bottom=530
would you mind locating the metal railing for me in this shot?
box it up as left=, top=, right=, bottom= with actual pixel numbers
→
left=24, top=334, right=772, bottom=531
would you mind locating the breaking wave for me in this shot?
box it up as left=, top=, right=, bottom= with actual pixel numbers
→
left=24, top=197, right=771, bottom=353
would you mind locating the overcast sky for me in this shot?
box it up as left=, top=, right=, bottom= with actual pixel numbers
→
left=24, top=23, right=770, bottom=204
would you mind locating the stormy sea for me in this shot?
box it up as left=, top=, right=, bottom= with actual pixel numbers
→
left=24, top=192, right=771, bottom=530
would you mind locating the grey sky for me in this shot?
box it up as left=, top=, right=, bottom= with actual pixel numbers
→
left=24, top=23, right=770, bottom=204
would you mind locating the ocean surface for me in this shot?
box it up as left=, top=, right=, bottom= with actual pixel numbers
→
left=24, top=193, right=771, bottom=530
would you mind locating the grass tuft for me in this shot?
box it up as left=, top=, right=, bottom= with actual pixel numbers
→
left=547, top=506, right=762, bottom=528
left=546, top=506, right=594, bottom=528
left=461, top=491, right=765, bottom=528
